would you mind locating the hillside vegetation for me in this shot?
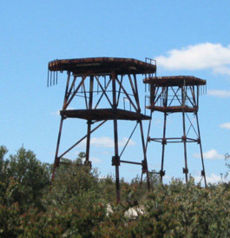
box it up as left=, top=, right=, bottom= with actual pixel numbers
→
left=1, top=145, right=230, bottom=237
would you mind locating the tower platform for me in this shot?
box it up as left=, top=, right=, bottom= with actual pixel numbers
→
left=49, top=57, right=156, bottom=76
left=60, top=109, right=151, bottom=121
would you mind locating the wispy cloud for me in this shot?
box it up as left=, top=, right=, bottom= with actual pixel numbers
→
left=50, top=110, right=60, bottom=116
left=79, top=136, right=135, bottom=148
left=194, top=149, right=224, bottom=160
left=220, top=122, right=230, bottom=129
left=90, top=157, right=101, bottom=164
left=156, top=43, right=230, bottom=75
left=194, top=173, right=225, bottom=184
left=208, top=90, right=230, bottom=98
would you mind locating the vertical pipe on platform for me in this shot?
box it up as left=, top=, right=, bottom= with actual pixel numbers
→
left=112, top=73, right=120, bottom=203
left=85, top=76, right=94, bottom=165
left=47, top=69, right=50, bottom=87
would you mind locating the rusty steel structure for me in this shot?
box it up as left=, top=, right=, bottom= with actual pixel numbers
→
left=144, top=76, right=207, bottom=187
left=48, top=57, right=156, bottom=202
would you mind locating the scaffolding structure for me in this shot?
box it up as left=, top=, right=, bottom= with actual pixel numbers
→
left=144, top=76, right=207, bottom=187
left=48, top=57, right=156, bottom=202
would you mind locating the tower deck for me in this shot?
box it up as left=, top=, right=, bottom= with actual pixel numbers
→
left=49, top=57, right=156, bottom=75
left=60, top=109, right=151, bottom=121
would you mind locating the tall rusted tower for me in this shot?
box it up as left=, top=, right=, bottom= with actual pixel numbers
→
left=48, top=57, right=156, bottom=202
left=144, top=76, right=207, bottom=187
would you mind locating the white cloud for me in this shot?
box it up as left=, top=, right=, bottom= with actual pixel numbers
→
left=208, top=90, right=230, bottom=98
left=156, top=43, right=230, bottom=75
left=162, top=174, right=226, bottom=185
left=50, top=110, right=60, bottom=116
left=193, top=149, right=224, bottom=160
left=220, top=122, right=230, bottom=129
left=119, top=137, right=136, bottom=147
left=206, top=174, right=223, bottom=183
left=79, top=136, right=135, bottom=148
left=213, top=66, right=230, bottom=75
left=194, top=173, right=224, bottom=184
left=90, top=137, right=114, bottom=147
left=90, top=157, right=101, bottom=164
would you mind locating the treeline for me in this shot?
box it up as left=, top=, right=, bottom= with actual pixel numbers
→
left=1, top=145, right=230, bottom=237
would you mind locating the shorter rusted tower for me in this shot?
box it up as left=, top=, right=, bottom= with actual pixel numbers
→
left=145, top=76, right=207, bottom=186
left=48, top=57, right=156, bottom=202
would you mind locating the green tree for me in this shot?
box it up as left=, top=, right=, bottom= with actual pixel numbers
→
left=0, top=146, right=8, bottom=200
left=20, top=153, right=107, bottom=237
left=0, top=146, right=51, bottom=237
left=5, top=146, right=51, bottom=210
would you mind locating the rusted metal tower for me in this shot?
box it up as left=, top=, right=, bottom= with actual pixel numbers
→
left=48, top=57, right=156, bottom=202
left=144, top=76, right=207, bottom=187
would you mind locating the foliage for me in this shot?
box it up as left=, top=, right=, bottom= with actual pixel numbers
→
left=1, top=145, right=230, bottom=237
left=0, top=146, right=50, bottom=237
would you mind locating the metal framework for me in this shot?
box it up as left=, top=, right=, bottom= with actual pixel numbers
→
left=48, top=57, right=156, bottom=202
left=144, top=76, right=207, bottom=187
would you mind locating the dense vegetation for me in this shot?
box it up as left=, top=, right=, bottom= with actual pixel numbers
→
left=1, top=145, right=230, bottom=237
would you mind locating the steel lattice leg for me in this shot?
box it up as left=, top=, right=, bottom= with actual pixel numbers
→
left=160, top=112, right=167, bottom=182
left=51, top=116, right=64, bottom=182
left=195, top=113, right=207, bottom=187
left=182, top=112, right=189, bottom=183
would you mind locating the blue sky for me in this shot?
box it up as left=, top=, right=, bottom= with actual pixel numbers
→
left=1, top=0, right=230, bottom=184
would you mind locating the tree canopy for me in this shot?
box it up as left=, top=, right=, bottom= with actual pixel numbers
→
left=0, top=145, right=230, bottom=237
